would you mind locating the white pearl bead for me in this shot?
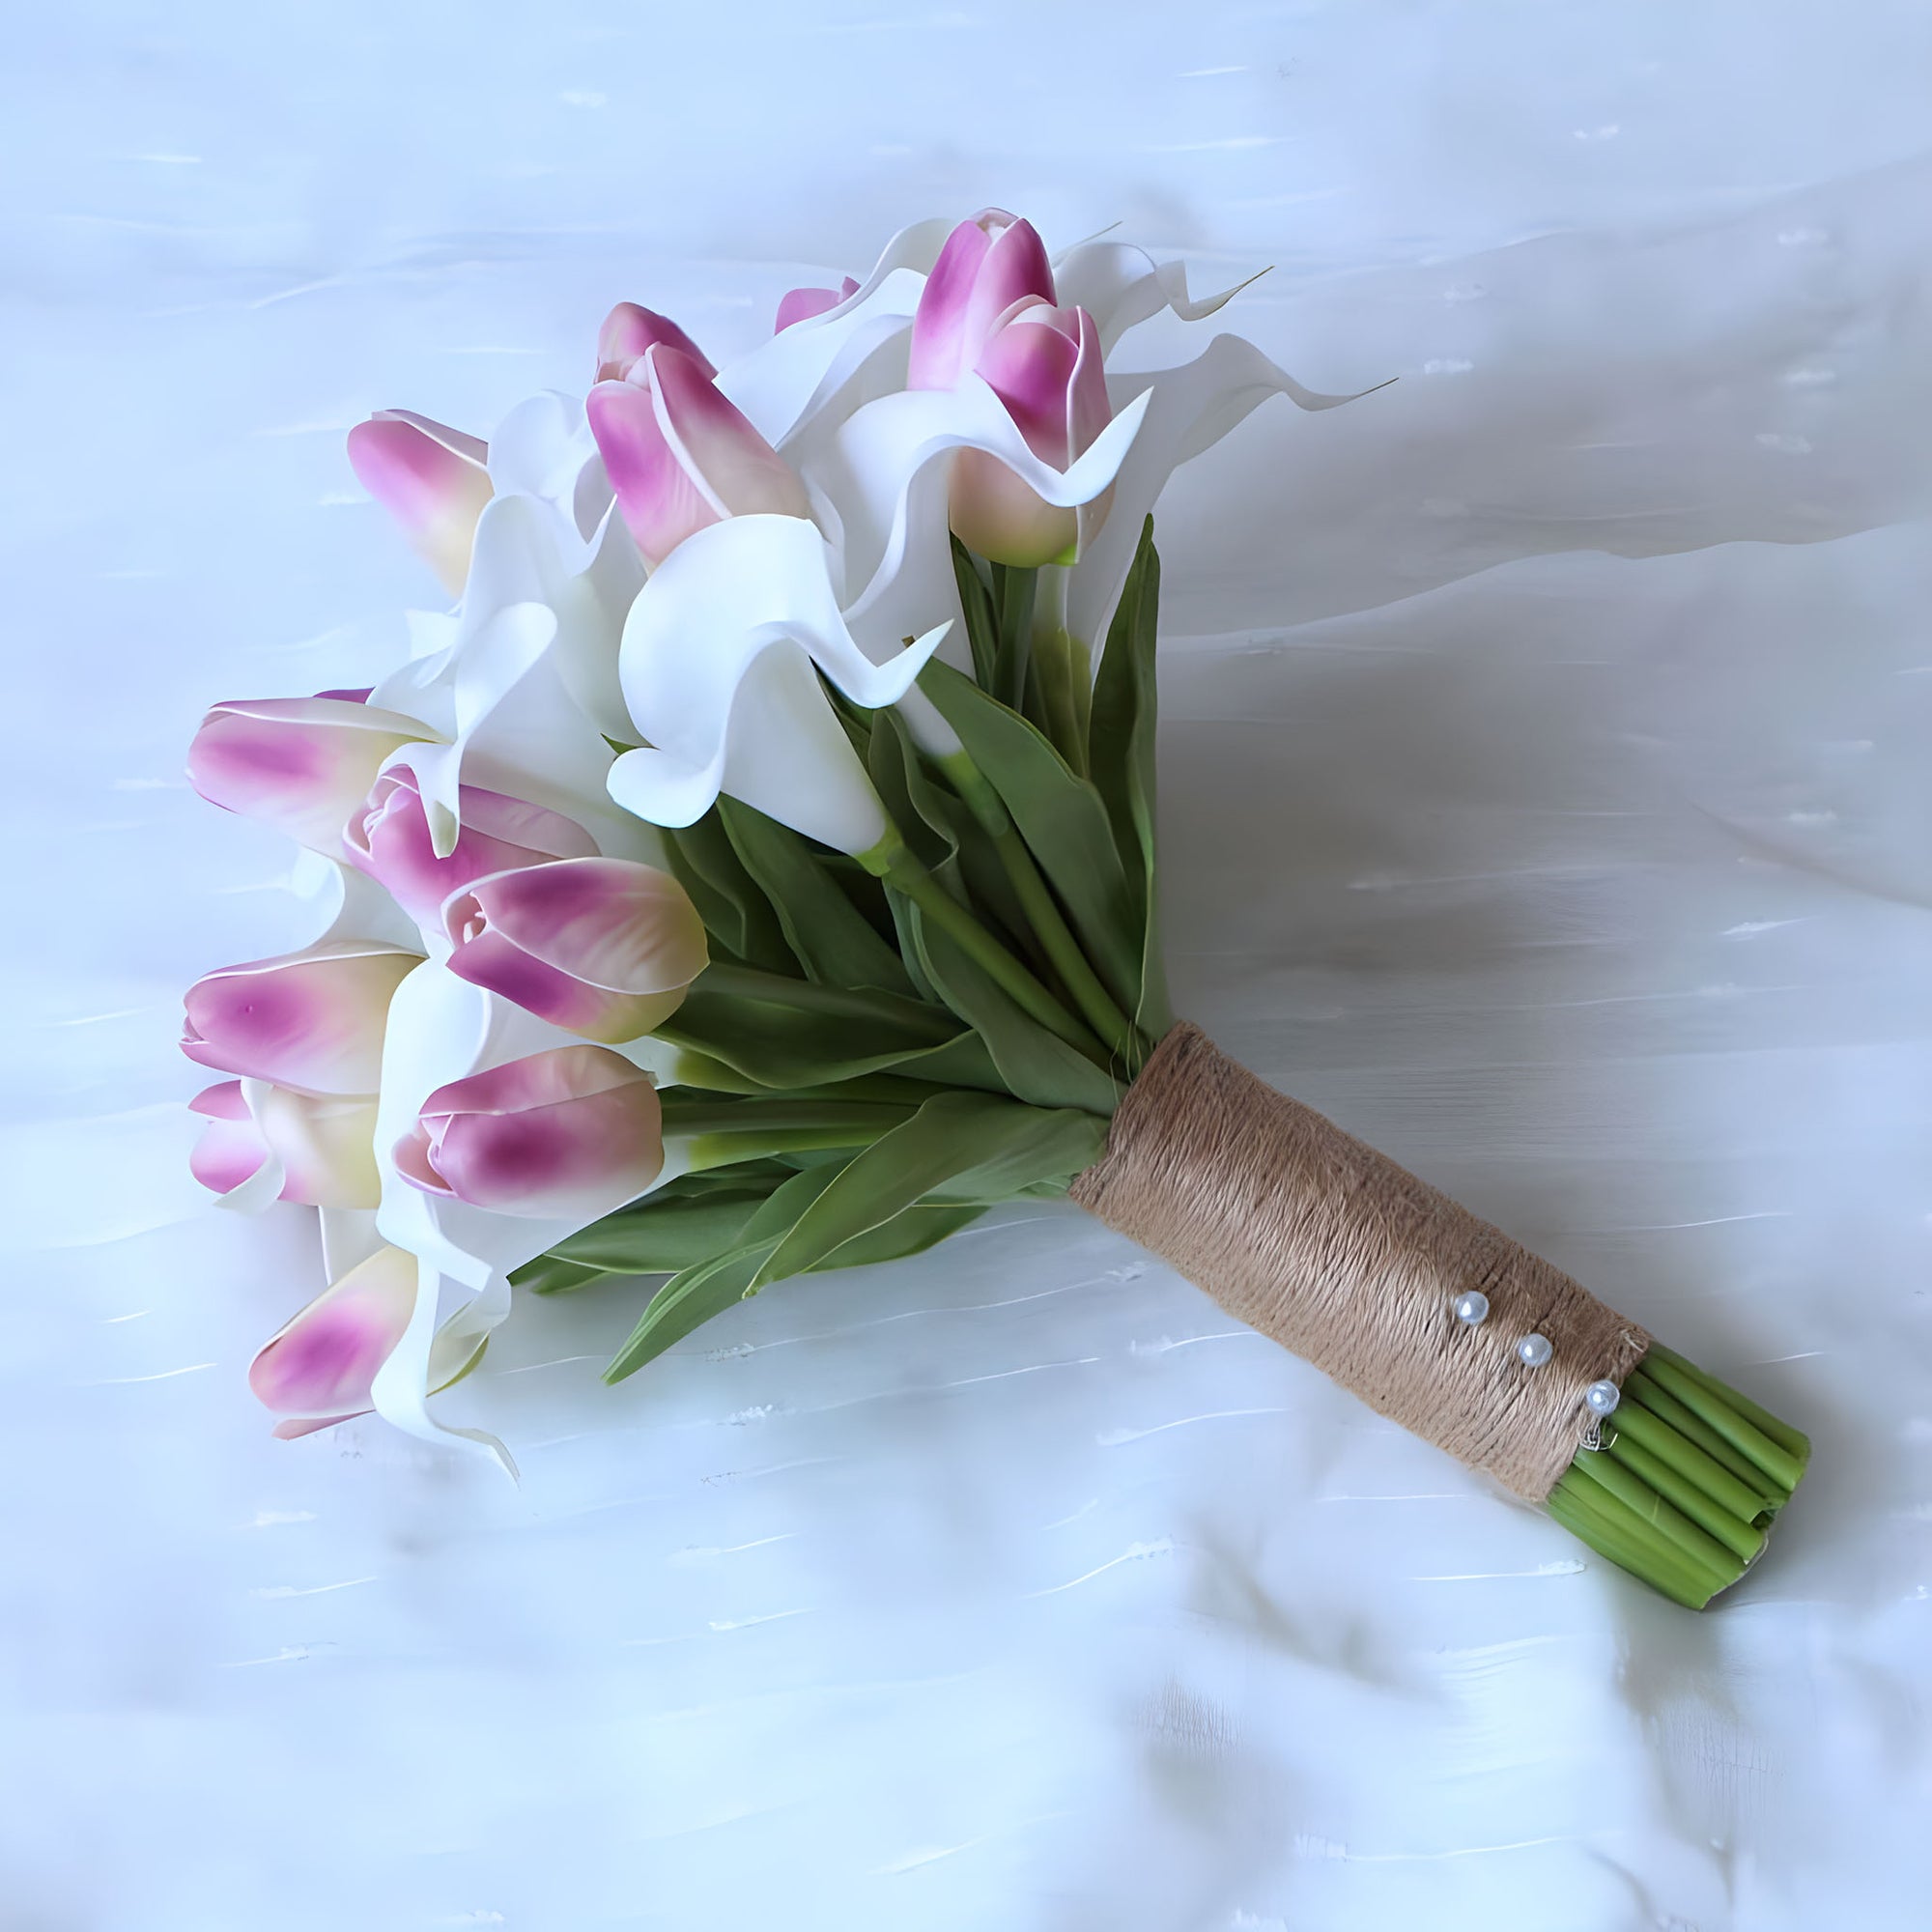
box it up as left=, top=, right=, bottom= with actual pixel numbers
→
left=1585, top=1378, right=1621, bottom=1415
left=1516, top=1332, right=1553, bottom=1368
left=1453, top=1290, right=1491, bottom=1326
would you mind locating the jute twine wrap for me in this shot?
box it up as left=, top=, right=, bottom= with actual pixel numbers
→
left=1070, top=1023, right=1650, bottom=1501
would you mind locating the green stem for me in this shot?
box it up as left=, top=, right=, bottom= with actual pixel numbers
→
left=858, top=833, right=1106, bottom=1064
left=936, top=751, right=1142, bottom=1064
left=696, top=961, right=957, bottom=1039
left=1030, top=568, right=1091, bottom=777
left=991, top=563, right=1037, bottom=712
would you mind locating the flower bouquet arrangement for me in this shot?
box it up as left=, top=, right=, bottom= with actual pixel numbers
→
left=184, top=210, right=1807, bottom=1608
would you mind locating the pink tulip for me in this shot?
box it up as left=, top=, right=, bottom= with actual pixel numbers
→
left=443, top=857, right=708, bottom=1043
left=395, top=1045, right=665, bottom=1219
left=950, top=300, right=1114, bottom=568
left=585, top=347, right=811, bottom=568
left=249, top=1244, right=418, bottom=1430
left=345, top=411, right=494, bottom=595
left=181, top=941, right=422, bottom=1096
left=596, top=301, right=716, bottom=383
left=186, top=693, right=437, bottom=856
left=907, top=209, right=1056, bottom=392
left=344, top=766, right=599, bottom=926
left=775, top=275, right=860, bottom=333
left=188, top=1080, right=382, bottom=1208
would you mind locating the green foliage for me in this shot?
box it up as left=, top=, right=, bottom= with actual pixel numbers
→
left=522, top=529, right=1173, bottom=1376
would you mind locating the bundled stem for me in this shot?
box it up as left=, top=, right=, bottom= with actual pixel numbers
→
left=1548, top=1345, right=1809, bottom=1607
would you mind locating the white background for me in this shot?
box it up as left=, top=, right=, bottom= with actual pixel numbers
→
left=5, top=4, right=1932, bottom=1927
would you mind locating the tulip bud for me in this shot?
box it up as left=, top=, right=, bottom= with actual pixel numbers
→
left=907, top=209, right=1056, bottom=392
left=188, top=1080, right=382, bottom=1208
left=774, top=275, right=860, bottom=333
left=585, top=347, right=811, bottom=569
left=186, top=693, right=438, bottom=856
left=394, top=1046, right=665, bottom=1219
left=345, top=411, right=494, bottom=595
left=950, top=300, right=1114, bottom=568
left=443, top=857, right=708, bottom=1043
left=596, top=301, right=717, bottom=384
left=249, top=1243, right=418, bottom=1429
left=344, top=766, right=599, bottom=927
left=181, top=941, right=422, bottom=1096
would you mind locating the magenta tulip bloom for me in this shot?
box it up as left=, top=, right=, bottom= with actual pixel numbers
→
left=596, top=301, right=716, bottom=384
left=189, top=1080, right=382, bottom=1208
left=775, top=275, right=860, bottom=333
left=950, top=300, right=1114, bottom=568
left=907, top=209, right=1056, bottom=392
left=344, top=766, right=599, bottom=926
left=585, top=346, right=811, bottom=569
left=345, top=410, right=494, bottom=595
left=394, top=1046, right=665, bottom=1219
left=187, top=693, right=437, bottom=856
left=443, top=857, right=708, bottom=1043
left=249, top=1244, right=418, bottom=1431
left=181, top=941, right=422, bottom=1096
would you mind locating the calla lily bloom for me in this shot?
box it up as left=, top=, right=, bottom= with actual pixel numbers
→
left=596, top=301, right=716, bottom=383
left=186, top=693, right=438, bottom=856
left=775, top=275, right=860, bottom=333
left=188, top=1080, right=382, bottom=1208
left=344, top=766, right=600, bottom=927
left=906, top=209, right=1056, bottom=392
left=181, top=941, right=422, bottom=1096
left=585, top=346, right=811, bottom=569
left=346, top=411, right=495, bottom=596
left=950, top=299, right=1114, bottom=567
left=443, top=857, right=708, bottom=1043
left=394, top=1046, right=665, bottom=1219
left=249, top=1243, right=418, bottom=1431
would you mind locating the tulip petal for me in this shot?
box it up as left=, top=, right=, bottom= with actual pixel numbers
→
left=249, top=1244, right=419, bottom=1420
left=646, top=345, right=811, bottom=525
left=187, top=1081, right=270, bottom=1196
left=775, top=276, right=860, bottom=333
left=907, top=210, right=1057, bottom=392
left=586, top=373, right=723, bottom=566
left=346, top=412, right=494, bottom=595
left=597, top=301, right=716, bottom=383
left=181, top=941, right=422, bottom=1096
left=187, top=696, right=439, bottom=856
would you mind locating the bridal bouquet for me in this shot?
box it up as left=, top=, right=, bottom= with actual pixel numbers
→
left=183, top=211, right=1806, bottom=1607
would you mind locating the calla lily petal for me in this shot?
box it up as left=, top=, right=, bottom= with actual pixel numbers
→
left=189, top=1080, right=381, bottom=1208
left=1052, top=240, right=1270, bottom=354
left=346, top=412, right=494, bottom=595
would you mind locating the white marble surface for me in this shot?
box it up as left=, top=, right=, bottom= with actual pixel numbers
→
left=5, top=5, right=1932, bottom=1927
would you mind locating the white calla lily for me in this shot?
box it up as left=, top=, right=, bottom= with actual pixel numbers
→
left=606, top=513, right=950, bottom=855
left=1051, top=239, right=1270, bottom=354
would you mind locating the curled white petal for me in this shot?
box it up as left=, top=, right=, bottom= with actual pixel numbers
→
left=1053, top=240, right=1269, bottom=353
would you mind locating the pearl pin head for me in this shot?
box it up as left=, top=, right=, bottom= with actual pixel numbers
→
left=1516, top=1332, right=1553, bottom=1368
left=1585, top=1378, right=1621, bottom=1416
left=1454, top=1290, right=1491, bottom=1326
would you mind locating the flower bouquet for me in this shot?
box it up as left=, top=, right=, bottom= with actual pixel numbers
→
left=184, top=210, right=1808, bottom=1608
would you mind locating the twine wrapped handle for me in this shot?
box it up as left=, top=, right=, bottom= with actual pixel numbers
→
left=1072, top=1022, right=1650, bottom=1501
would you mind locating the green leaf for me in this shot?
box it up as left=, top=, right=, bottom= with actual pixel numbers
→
left=1087, top=518, right=1170, bottom=1034
left=916, top=657, right=1141, bottom=1016
left=754, top=1091, right=1107, bottom=1288
left=820, top=1202, right=986, bottom=1267
left=655, top=966, right=963, bottom=1091
left=546, top=1189, right=778, bottom=1274
left=950, top=536, right=999, bottom=690
left=509, top=1255, right=614, bottom=1295
left=903, top=900, right=1122, bottom=1115
left=718, top=795, right=913, bottom=996
left=661, top=812, right=794, bottom=976
left=989, top=563, right=1037, bottom=711
left=604, top=1164, right=848, bottom=1380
